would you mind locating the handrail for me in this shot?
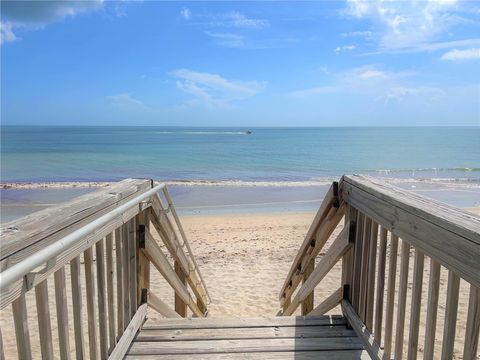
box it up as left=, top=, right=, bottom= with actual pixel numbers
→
left=0, top=183, right=165, bottom=292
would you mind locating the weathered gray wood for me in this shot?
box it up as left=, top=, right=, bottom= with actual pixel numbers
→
left=394, top=239, right=410, bottom=360
left=147, top=290, right=181, bottom=318
left=407, top=250, right=425, bottom=360
left=136, top=326, right=356, bottom=341
left=341, top=300, right=383, bottom=360
left=374, top=227, right=387, bottom=343
left=423, top=259, right=441, bottom=360
left=341, top=206, right=357, bottom=300
left=35, top=280, right=54, bottom=359
left=441, top=270, right=460, bottom=360
left=115, top=227, right=124, bottom=337
left=128, top=218, right=137, bottom=317
left=84, top=247, right=98, bottom=360
left=301, top=258, right=315, bottom=315
left=463, top=284, right=480, bottom=360
left=309, top=287, right=342, bottom=316
left=341, top=175, right=480, bottom=288
left=12, top=294, right=32, bottom=360
left=105, top=233, right=116, bottom=352
left=54, top=267, right=72, bottom=360
left=174, top=261, right=188, bottom=317
left=125, top=350, right=372, bottom=359
left=128, top=336, right=364, bottom=355
left=358, top=216, right=372, bottom=322
left=96, top=238, right=108, bottom=359
left=383, top=234, right=398, bottom=359
left=136, top=211, right=150, bottom=306
left=70, top=255, right=85, bottom=360
left=150, top=197, right=208, bottom=309
left=122, top=222, right=131, bottom=326
left=351, top=212, right=365, bottom=312
left=284, top=226, right=351, bottom=316
left=280, top=182, right=339, bottom=301
left=108, top=303, right=147, bottom=360
left=142, top=315, right=346, bottom=330
left=0, top=327, right=4, bottom=360
left=365, top=221, right=378, bottom=330
left=143, top=232, right=203, bottom=317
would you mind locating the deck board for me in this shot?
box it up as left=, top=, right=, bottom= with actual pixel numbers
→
left=125, top=315, right=370, bottom=359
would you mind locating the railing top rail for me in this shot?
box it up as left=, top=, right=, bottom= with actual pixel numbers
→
left=340, top=174, right=480, bottom=287
left=0, top=183, right=166, bottom=292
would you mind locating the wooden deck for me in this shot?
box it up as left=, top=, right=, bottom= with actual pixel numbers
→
left=124, top=315, right=371, bottom=359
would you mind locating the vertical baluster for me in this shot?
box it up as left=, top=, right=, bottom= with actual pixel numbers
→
left=129, top=218, right=137, bottom=316
left=301, top=258, right=315, bottom=315
left=105, top=233, right=116, bottom=352
left=12, top=293, right=32, bottom=360
left=35, top=280, right=54, bottom=359
left=122, top=223, right=131, bottom=326
left=365, top=221, right=378, bottom=330
left=96, top=239, right=108, bottom=359
left=342, top=206, right=357, bottom=300
left=383, top=234, right=398, bottom=359
left=407, top=249, right=424, bottom=360
left=174, top=261, right=188, bottom=317
left=374, top=227, right=387, bottom=344
left=351, top=212, right=365, bottom=312
left=115, top=227, right=124, bottom=336
left=441, top=270, right=460, bottom=360
left=54, top=267, right=71, bottom=359
left=136, top=211, right=150, bottom=305
left=0, top=327, right=4, bottom=360
left=70, top=256, right=85, bottom=360
left=423, top=259, right=441, bottom=360
left=84, top=247, right=98, bottom=360
left=394, top=239, right=410, bottom=360
left=463, top=284, right=480, bottom=360
left=358, top=216, right=372, bottom=321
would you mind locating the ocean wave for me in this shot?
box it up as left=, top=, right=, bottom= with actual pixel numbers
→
left=373, top=167, right=480, bottom=173
left=155, top=131, right=248, bottom=135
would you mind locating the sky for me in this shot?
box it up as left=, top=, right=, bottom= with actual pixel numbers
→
left=1, top=0, right=480, bottom=126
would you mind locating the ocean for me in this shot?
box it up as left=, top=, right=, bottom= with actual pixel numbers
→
left=1, top=126, right=479, bottom=183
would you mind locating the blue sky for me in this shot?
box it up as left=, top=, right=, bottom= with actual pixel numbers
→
left=1, top=0, right=479, bottom=126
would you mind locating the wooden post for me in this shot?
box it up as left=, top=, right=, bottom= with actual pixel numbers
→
left=137, top=211, right=150, bottom=305
left=301, top=258, right=315, bottom=315
left=174, top=260, right=188, bottom=317
left=282, top=296, right=291, bottom=315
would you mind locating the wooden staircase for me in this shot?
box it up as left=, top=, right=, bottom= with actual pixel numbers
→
left=124, top=315, right=370, bottom=359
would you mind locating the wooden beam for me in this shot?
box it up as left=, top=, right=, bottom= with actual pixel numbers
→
left=423, top=259, right=441, bottom=360
left=35, top=280, right=54, bottom=359
left=301, top=258, right=315, bottom=315
left=463, top=284, right=480, bottom=360
left=54, top=267, right=71, bottom=360
left=383, top=234, right=399, bottom=359
left=174, top=261, right=188, bottom=317
left=70, top=256, right=85, bottom=359
left=12, top=294, right=32, bottom=360
left=407, top=249, right=425, bottom=360
left=146, top=290, right=181, bottom=318
left=441, top=270, right=460, bottom=360
left=373, top=227, right=387, bottom=343
left=308, top=287, right=342, bottom=316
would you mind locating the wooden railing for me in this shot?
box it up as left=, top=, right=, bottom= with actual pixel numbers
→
left=0, top=179, right=210, bottom=359
left=280, top=175, right=480, bottom=360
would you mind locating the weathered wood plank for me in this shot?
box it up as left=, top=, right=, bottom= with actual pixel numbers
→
left=341, top=175, right=480, bottom=288
left=35, top=280, right=54, bottom=359
left=383, top=234, right=398, bottom=359
left=365, top=221, right=378, bottom=330
left=136, top=211, right=150, bottom=307
left=84, top=247, right=98, bottom=360
left=284, top=226, right=351, bottom=315
left=96, top=238, right=108, bottom=359
left=105, top=233, right=116, bottom=352
left=441, top=270, right=460, bottom=360
left=301, top=258, right=315, bottom=315
left=115, top=227, right=124, bottom=337
left=308, top=287, right=342, bottom=317
left=125, top=350, right=372, bottom=360
left=407, top=250, right=425, bottom=360
left=374, top=227, right=387, bottom=343
left=70, top=255, right=85, bottom=360
left=54, top=267, right=71, bottom=360
left=147, top=290, right=181, bottom=318
left=341, top=300, right=383, bottom=360
left=12, top=294, right=32, bottom=360
left=358, top=216, right=372, bottom=322
left=128, top=336, right=364, bottom=355
left=463, top=284, right=480, bottom=360
left=108, top=303, right=147, bottom=360
left=351, top=212, right=365, bottom=312
left=135, top=326, right=356, bottom=341
left=128, top=218, right=137, bottom=318
left=423, top=259, right=441, bottom=360
left=144, top=232, right=202, bottom=317
left=142, top=315, right=346, bottom=330
left=174, top=261, right=188, bottom=317
left=394, top=239, right=410, bottom=360
left=122, top=223, right=131, bottom=326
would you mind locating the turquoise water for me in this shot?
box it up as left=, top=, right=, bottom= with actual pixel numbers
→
left=1, top=126, right=479, bottom=182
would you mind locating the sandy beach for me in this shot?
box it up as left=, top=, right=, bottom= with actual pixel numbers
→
left=1, top=207, right=479, bottom=358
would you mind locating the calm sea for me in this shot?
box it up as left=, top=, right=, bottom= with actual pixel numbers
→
left=1, top=126, right=479, bottom=183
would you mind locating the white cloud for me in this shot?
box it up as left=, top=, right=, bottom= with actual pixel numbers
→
left=383, top=86, right=445, bottom=103
left=204, top=32, right=246, bottom=48
left=200, top=11, right=269, bottom=29
left=180, top=7, right=191, bottom=20
left=205, top=31, right=296, bottom=49
left=106, top=93, right=148, bottom=109
left=172, top=69, right=265, bottom=107
left=341, top=30, right=373, bottom=38
left=344, top=0, right=473, bottom=53
left=0, top=22, right=16, bottom=44
left=334, top=45, right=356, bottom=53
left=441, top=48, right=480, bottom=60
